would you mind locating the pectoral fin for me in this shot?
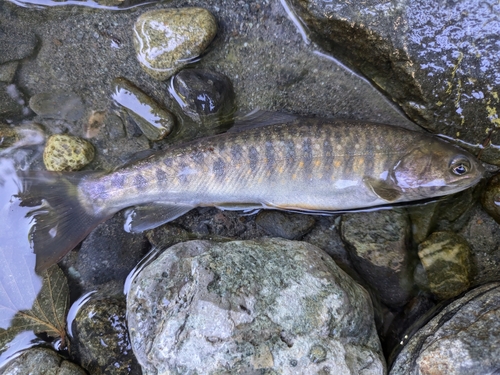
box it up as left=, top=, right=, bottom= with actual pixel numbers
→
left=364, top=176, right=402, bottom=202
left=124, top=203, right=195, bottom=233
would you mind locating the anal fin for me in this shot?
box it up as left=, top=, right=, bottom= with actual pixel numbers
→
left=124, top=202, right=194, bottom=233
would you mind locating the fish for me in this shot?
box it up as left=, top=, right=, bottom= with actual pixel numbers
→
left=17, top=114, right=484, bottom=271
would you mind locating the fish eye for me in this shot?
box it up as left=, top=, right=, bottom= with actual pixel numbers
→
left=449, top=158, right=471, bottom=176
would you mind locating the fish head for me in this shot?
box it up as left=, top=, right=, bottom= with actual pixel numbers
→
left=392, top=136, right=485, bottom=199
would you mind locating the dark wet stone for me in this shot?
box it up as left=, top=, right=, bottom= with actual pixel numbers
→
left=0, top=61, right=18, bottom=83
left=127, top=239, right=385, bottom=374
left=460, top=205, right=500, bottom=286
left=390, top=283, right=500, bottom=374
left=481, top=173, right=500, bottom=224
left=75, top=214, right=149, bottom=292
left=341, top=210, right=415, bottom=308
left=170, top=68, right=235, bottom=125
left=0, top=83, right=27, bottom=120
left=0, top=27, right=37, bottom=64
left=288, top=0, right=500, bottom=164
left=407, top=202, right=440, bottom=244
left=0, top=347, right=86, bottom=375
left=255, top=210, right=316, bottom=240
left=417, top=231, right=471, bottom=300
left=302, top=215, right=357, bottom=277
left=29, top=91, right=85, bottom=122
left=133, top=8, right=217, bottom=81
left=112, top=77, right=175, bottom=141
left=71, top=296, right=141, bottom=375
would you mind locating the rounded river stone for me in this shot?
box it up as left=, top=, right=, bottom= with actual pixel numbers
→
left=133, top=8, right=217, bottom=81
left=127, top=238, right=385, bottom=374
left=43, top=134, right=94, bottom=171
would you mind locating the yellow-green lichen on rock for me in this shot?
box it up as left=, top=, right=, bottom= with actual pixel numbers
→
left=133, top=8, right=217, bottom=81
left=43, top=134, right=94, bottom=171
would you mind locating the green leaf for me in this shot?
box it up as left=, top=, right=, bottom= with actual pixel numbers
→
left=0, top=265, right=69, bottom=352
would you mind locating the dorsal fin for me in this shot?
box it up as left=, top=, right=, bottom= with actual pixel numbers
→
left=227, top=109, right=299, bottom=133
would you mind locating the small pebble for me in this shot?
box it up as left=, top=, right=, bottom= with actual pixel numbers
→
left=133, top=8, right=217, bottom=80
left=417, top=231, right=471, bottom=300
left=43, top=134, right=94, bottom=171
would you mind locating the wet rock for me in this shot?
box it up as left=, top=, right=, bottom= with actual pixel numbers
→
left=460, top=205, right=500, bottom=286
left=112, top=77, right=175, bottom=141
left=417, top=231, right=471, bottom=300
left=341, top=210, right=415, bottom=308
left=127, top=238, right=385, bottom=374
left=0, top=347, right=86, bottom=375
left=302, top=216, right=355, bottom=276
left=0, top=61, right=18, bottom=83
left=390, top=282, right=500, bottom=374
left=481, top=173, right=500, bottom=224
left=29, top=92, right=85, bottom=122
left=288, top=0, right=500, bottom=164
left=0, top=83, right=27, bottom=120
left=71, top=296, right=141, bottom=375
left=75, top=214, right=149, bottom=292
left=43, top=134, right=95, bottom=171
left=133, top=8, right=217, bottom=81
left=0, top=27, right=37, bottom=64
left=170, top=68, right=235, bottom=125
left=407, top=201, right=440, bottom=244
left=255, top=210, right=315, bottom=240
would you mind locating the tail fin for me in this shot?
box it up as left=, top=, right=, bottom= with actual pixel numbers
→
left=18, top=170, right=112, bottom=272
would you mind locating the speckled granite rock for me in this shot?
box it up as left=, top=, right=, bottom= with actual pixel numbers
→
left=43, top=134, right=94, bottom=171
left=341, top=210, right=415, bottom=308
left=133, top=8, right=217, bottom=80
left=390, top=282, right=500, bottom=374
left=0, top=347, right=86, bottom=375
left=127, top=238, right=385, bottom=374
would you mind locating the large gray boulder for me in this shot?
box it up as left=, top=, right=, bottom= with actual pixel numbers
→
left=288, top=0, right=500, bottom=164
left=126, top=238, right=385, bottom=374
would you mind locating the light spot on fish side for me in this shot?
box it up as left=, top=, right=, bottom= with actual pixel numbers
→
left=314, top=160, right=321, bottom=167
left=334, top=160, right=341, bottom=168
left=353, top=157, right=364, bottom=173
left=355, top=144, right=360, bottom=150
left=336, top=145, right=342, bottom=151
left=298, top=161, right=304, bottom=168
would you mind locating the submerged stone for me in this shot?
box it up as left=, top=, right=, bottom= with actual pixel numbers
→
left=126, top=238, right=385, bottom=374
left=341, top=210, right=414, bottom=308
left=0, top=347, right=86, bottom=375
left=133, top=8, right=217, bottom=81
left=417, top=231, right=471, bottom=300
left=43, top=134, right=94, bottom=171
left=481, top=173, right=500, bottom=224
left=112, top=77, right=175, bottom=141
left=390, top=283, right=500, bottom=374
left=71, top=296, right=142, bottom=375
left=170, top=68, right=235, bottom=125
left=29, top=91, right=85, bottom=122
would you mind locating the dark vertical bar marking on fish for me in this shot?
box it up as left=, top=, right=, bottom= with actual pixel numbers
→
left=134, top=174, right=148, bottom=191
left=302, top=138, right=313, bottom=176
left=265, top=141, right=275, bottom=172
left=192, top=150, right=205, bottom=165
left=322, top=128, right=334, bottom=178
left=230, top=144, right=243, bottom=162
left=164, top=157, right=173, bottom=168
left=213, top=157, right=226, bottom=179
left=249, top=146, right=259, bottom=173
left=156, top=168, right=167, bottom=185
left=111, top=174, right=125, bottom=189
left=285, top=139, right=296, bottom=168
